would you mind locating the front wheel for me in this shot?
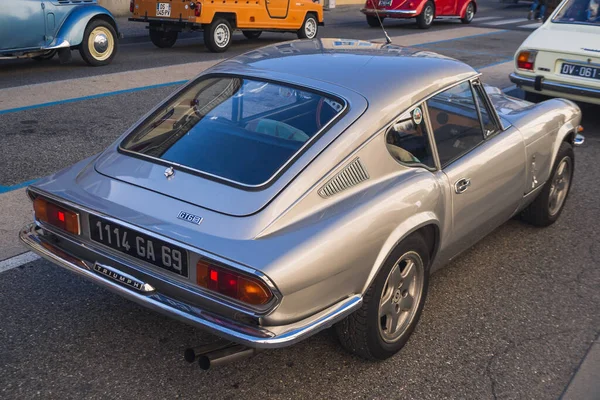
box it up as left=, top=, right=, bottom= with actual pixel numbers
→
left=416, top=1, right=435, bottom=29
left=204, top=19, right=233, bottom=53
left=79, top=19, right=118, bottom=66
left=521, top=142, right=574, bottom=227
left=242, top=30, right=262, bottom=39
left=336, top=234, right=430, bottom=360
left=149, top=30, right=178, bottom=48
left=297, top=14, right=318, bottom=39
left=461, top=2, right=475, bottom=24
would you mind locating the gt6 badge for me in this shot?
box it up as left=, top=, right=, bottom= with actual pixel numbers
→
left=178, top=211, right=203, bottom=225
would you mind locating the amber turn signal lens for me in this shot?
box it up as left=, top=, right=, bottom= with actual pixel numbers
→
left=33, top=197, right=80, bottom=235
left=196, top=261, right=273, bottom=306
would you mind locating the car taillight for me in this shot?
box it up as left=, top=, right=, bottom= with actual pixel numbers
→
left=130, top=0, right=134, bottom=12
left=517, top=50, right=537, bottom=71
left=193, top=2, right=201, bottom=17
left=33, top=197, right=80, bottom=235
left=196, top=261, right=273, bottom=306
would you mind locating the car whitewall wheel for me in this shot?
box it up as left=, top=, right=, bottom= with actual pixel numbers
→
left=88, top=26, right=114, bottom=61
left=378, top=251, right=424, bottom=343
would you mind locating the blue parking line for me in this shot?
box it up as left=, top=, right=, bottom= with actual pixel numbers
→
left=0, top=179, right=39, bottom=194
left=0, top=80, right=188, bottom=116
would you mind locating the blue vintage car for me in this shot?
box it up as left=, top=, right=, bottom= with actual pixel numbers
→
left=0, top=0, right=119, bottom=66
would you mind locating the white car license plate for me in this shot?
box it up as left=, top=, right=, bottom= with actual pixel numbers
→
left=560, top=63, right=600, bottom=81
left=156, top=3, right=171, bottom=17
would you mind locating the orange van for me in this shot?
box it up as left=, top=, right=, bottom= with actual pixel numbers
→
left=129, top=0, right=324, bottom=52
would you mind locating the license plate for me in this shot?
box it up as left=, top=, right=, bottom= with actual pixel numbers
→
left=378, top=0, right=392, bottom=5
left=89, top=215, right=188, bottom=277
left=156, top=2, right=171, bottom=17
left=560, top=63, right=600, bottom=81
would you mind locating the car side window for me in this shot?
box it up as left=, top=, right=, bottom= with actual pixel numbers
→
left=385, top=106, right=435, bottom=169
left=426, top=81, right=484, bottom=167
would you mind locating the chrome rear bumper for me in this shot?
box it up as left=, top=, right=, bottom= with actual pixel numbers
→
left=20, top=223, right=362, bottom=349
left=509, top=73, right=600, bottom=100
left=360, top=8, right=417, bottom=16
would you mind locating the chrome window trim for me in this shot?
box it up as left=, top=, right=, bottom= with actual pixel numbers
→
left=118, top=73, right=349, bottom=191
left=27, top=187, right=283, bottom=317
left=471, top=79, right=504, bottom=136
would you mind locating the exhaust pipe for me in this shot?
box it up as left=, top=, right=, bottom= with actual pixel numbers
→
left=184, top=341, right=232, bottom=363
left=198, top=344, right=257, bottom=370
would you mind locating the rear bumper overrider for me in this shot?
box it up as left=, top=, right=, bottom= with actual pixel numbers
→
left=19, top=223, right=362, bottom=349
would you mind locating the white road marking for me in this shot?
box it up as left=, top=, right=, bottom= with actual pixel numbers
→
left=474, top=16, right=504, bottom=22
left=483, top=18, right=528, bottom=25
left=0, top=251, right=40, bottom=274
left=521, top=22, right=543, bottom=29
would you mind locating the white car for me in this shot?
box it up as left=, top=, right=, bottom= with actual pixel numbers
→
left=510, top=0, right=600, bottom=105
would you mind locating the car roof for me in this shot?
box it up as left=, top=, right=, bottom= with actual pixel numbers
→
left=213, top=39, right=479, bottom=105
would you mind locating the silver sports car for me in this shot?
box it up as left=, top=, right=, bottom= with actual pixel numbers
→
left=20, top=39, right=584, bottom=368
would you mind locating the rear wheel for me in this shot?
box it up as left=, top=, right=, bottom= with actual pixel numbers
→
left=521, top=142, right=574, bottom=227
left=336, top=234, right=430, bottom=360
left=204, top=18, right=232, bottom=53
left=242, top=30, right=262, bottom=39
left=79, top=19, right=118, bottom=66
left=297, top=13, right=318, bottom=39
left=416, top=1, right=435, bottom=29
left=149, top=30, right=178, bottom=48
left=366, top=15, right=384, bottom=27
left=461, top=2, right=475, bottom=23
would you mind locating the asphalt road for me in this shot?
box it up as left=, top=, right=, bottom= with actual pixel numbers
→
left=1, top=1, right=599, bottom=399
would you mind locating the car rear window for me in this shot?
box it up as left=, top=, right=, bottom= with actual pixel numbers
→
left=120, top=76, right=346, bottom=186
left=552, top=0, right=600, bottom=26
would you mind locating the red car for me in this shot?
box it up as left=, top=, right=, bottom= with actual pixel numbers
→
left=361, top=0, right=476, bottom=29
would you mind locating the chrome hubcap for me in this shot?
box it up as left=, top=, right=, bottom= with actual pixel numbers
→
left=378, top=251, right=424, bottom=343
left=305, top=18, right=317, bottom=38
left=93, top=33, right=109, bottom=53
left=548, top=157, right=571, bottom=216
left=466, top=4, right=474, bottom=20
left=424, top=6, right=434, bottom=25
left=214, top=24, right=230, bottom=47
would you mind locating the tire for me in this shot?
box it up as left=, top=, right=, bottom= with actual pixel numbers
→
left=336, top=233, right=430, bottom=360
left=521, top=142, right=574, bottom=227
left=366, top=15, right=384, bottom=27
left=297, top=13, right=318, bottom=39
left=204, top=18, right=233, bottom=53
left=416, top=1, right=435, bottom=29
left=461, top=2, right=475, bottom=24
left=149, top=30, right=178, bottom=48
left=32, top=50, right=57, bottom=61
left=242, top=30, right=262, bottom=39
left=78, top=19, right=118, bottom=66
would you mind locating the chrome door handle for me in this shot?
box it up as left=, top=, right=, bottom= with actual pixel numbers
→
left=454, top=178, right=471, bottom=194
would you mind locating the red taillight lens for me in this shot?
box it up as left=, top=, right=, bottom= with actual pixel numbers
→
left=197, top=261, right=273, bottom=306
left=194, top=3, right=201, bottom=17
left=130, top=0, right=134, bottom=12
left=517, top=50, right=537, bottom=70
left=33, top=197, right=80, bottom=235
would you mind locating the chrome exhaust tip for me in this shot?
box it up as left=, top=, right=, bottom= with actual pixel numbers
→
left=183, top=340, right=232, bottom=364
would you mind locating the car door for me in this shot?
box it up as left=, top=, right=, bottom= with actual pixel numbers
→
left=266, top=0, right=290, bottom=18
left=0, top=0, right=46, bottom=51
left=426, top=79, right=526, bottom=258
left=436, top=0, right=457, bottom=15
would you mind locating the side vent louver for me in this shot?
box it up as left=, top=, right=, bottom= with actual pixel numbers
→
left=318, top=158, right=369, bottom=198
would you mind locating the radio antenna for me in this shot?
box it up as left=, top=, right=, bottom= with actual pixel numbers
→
left=369, top=0, right=392, bottom=44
